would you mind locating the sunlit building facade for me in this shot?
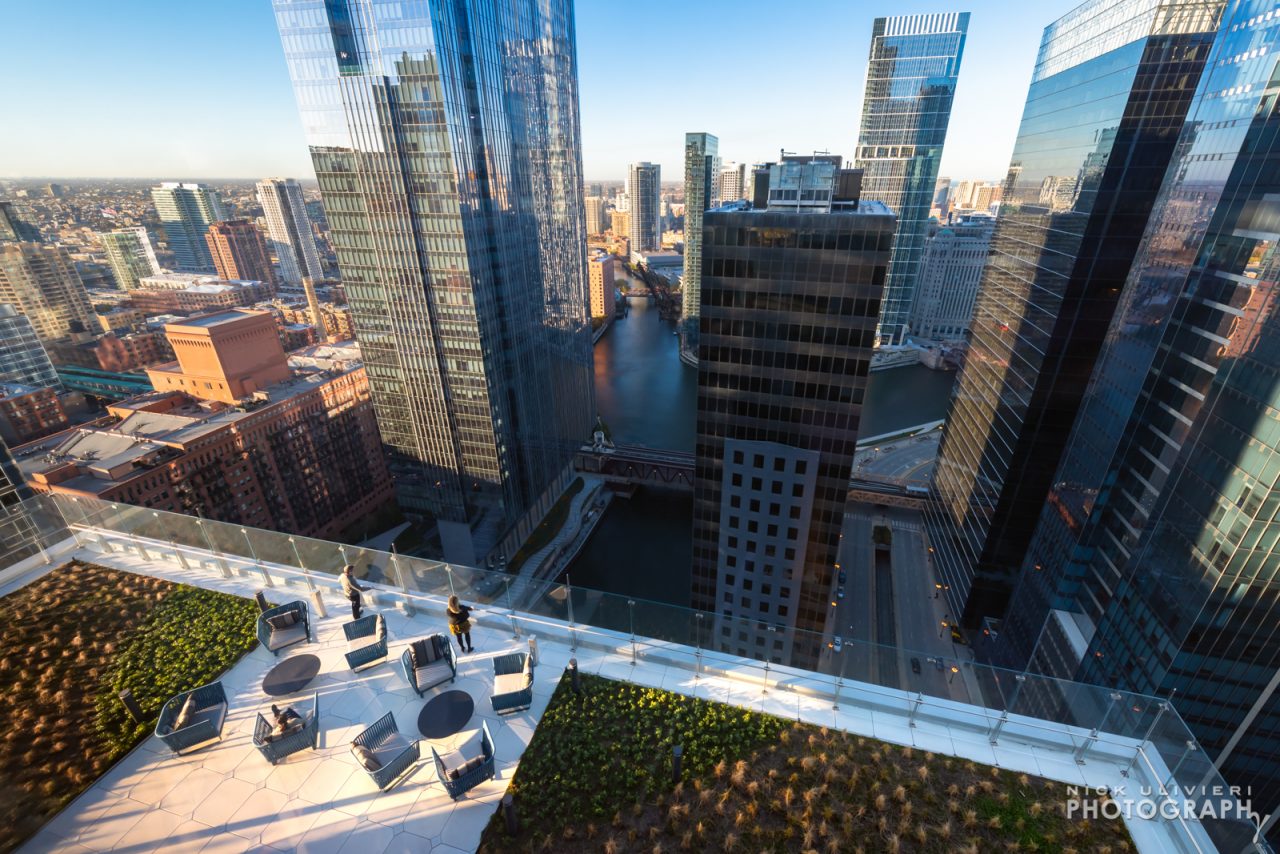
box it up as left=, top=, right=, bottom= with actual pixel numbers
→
left=990, top=0, right=1280, bottom=833
left=256, top=177, right=324, bottom=285
left=101, top=228, right=161, bottom=290
left=925, top=0, right=1224, bottom=630
left=854, top=12, right=968, bottom=344
left=150, top=183, right=226, bottom=273
left=627, top=162, right=661, bottom=253
left=682, top=133, right=719, bottom=338
left=272, top=0, right=594, bottom=563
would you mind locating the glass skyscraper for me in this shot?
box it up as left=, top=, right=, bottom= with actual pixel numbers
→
left=272, top=0, right=594, bottom=564
left=854, top=12, right=968, bottom=344
left=925, top=0, right=1223, bottom=630
left=627, top=162, right=661, bottom=253
left=992, top=0, right=1280, bottom=835
left=682, top=132, right=719, bottom=342
left=150, top=182, right=226, bottom=273
left=101, top=227, right=161, bottom=290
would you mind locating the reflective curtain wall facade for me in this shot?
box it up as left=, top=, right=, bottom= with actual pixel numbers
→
left=628, top=162, right=661, bottom=253
left=692, top=205, right=894, bottom=669
left=995, top=1, right=1280, bottom=831
left=150, top=183, right=226, bottom=273
left=925, top=0, right=1224, bottom=630
left=682, top=132, right=719, bottom=336
left=854, top=12, right=968, bottom=344
left=272, top=0, right=594, bottom=564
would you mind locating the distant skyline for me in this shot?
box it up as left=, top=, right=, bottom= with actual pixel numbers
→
left=1, top=0, right=1079, bottom=183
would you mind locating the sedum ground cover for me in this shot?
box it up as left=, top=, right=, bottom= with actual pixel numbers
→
left=479, top=671, right=1134, bottom=853
left=0, top=561, right=257, bottom=853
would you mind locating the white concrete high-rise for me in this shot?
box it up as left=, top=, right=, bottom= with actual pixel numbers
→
left=910, top=214, right=994, bottom=341
left=584, top=196, right=607, bottom=235
left=256, top=178, right=324, bottom=285
left=717, top=162, right=745, bottom=203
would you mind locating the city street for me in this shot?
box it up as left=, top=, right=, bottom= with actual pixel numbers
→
left=822, top=505, right=974, bottom=704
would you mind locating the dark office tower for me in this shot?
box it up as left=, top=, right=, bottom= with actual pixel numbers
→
left=683, top=133, right=719, bottom=341
left=0, top=201, right=41, bottom=243
left=692, top=162, right=893, bottom=668
left=206, top=220, right=278, bottom=287
left=151, top=183, right=226, bottom=272
left=924, top=0, right=1223, bottom=631
left=994, top=3, right=1280, bottom=835
left=273, top=0, right=594, bottom=564
left=854, top=13, right=968, bottom=345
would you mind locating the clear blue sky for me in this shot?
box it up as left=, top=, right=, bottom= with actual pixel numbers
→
left=1, top=0, right=1080, bottom=182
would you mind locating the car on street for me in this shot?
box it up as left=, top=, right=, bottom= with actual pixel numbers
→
left=838, top=570, right=847, bottom=584
left=830, top=636, right=843, bottom=653
left=910, top=657, right=921, bottom=674
left=836, top=586, right=845, bottom=599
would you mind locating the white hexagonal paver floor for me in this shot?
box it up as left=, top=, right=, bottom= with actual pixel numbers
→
left=17, top=546, right=558, bottom=854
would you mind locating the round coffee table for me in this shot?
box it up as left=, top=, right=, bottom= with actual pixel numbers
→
left=262, top=653, right=322, bottom=696
left=418, top=690, right=475, bottom=738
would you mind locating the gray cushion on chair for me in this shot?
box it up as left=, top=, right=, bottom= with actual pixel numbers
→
left=410, top=639, right=433, bottom=667
left=188, top=702, right=226, bottom=736
left=414, top=660, right=451, bottom=688
left=370, top=731, right=412, bottom=769
left=448, top=754, right=486, bottom=780
left=267, top=612, right=297, bottom=629
left=353, top=743, right=381, bottom=771
left=268, top=624, right=308, bottom=650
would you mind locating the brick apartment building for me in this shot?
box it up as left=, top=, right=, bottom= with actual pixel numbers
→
left=16, top=309, right=393, bottom=540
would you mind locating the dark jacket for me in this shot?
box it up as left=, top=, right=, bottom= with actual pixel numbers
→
left=447, top=603, right=472, bottom=633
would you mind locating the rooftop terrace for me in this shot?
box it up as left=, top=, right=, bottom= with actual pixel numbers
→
left=0, top=495, right=1264, bottom=854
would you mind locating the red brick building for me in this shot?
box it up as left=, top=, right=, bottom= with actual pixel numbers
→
left=206, top=220, right=278, bottom=286
left=0, top=384, right=68, bottom=445
left=17, top=311, right=393, bottom=540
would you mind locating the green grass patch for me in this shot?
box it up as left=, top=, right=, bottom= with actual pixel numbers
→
left=507, top=477, right=584, bottom=572
left=95, top=585, right=259, bottom=756
left=479, top=671, right=1134, bottom=853
left=0, top=561, right=256, bottom=854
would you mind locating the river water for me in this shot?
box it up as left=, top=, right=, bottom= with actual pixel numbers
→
left=567, top=294, right=955, bottom=605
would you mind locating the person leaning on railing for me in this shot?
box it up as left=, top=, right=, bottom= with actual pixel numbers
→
left=341, top=564, right=367, bottom=620
left=447, top=595, right=474, bottom=654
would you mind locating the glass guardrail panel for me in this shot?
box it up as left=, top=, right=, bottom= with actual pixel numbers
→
left=630, top=597, right=700, bottom=648
left=243, top=525, right=302, bottom=570
left=289, top=533, right=346, bottom=577
left=397, top=554, right=451, bottom=597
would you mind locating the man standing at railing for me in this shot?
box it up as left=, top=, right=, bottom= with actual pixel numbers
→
left=341, top=564, right=366, bottom=620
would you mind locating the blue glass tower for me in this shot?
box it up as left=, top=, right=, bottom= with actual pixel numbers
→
left=271, top=0, right=594, bottom=563
left=925, top=0, right=1224, bottom=631
left=994, top=1, right=1280, bottom=837
left=854, top=12, right=968, bottom=344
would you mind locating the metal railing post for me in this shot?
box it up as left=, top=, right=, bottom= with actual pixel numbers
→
left=243, top=527, right=272, bottom=587
left=505, top=577, right=520, bottom=638
left=1074, top=692, right=1123, bottom=764
left=1164, top=740, right=1198, bottom=792
left=694, top=612, right=704, bottom=680
left=566, top=574, right=577, bottom=652
left=445, top=563, right=456, bottom=597
left=196, top=514, right=230, bottom=578
left=908, top=691, right=924, bottom=728
left=390, top=544, right=413, bottom=616
left=989, top=673, right=1027, bottom=745
left=762, top=659, right=771, bottom=695
left=1124, top=701, right=1168, bottom=778
left=291, top=537, right=316, bottom=592
left=628, top=599, right=637, bottom=663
